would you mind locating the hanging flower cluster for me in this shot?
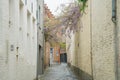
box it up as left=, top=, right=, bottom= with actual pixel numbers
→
left=44, top=0, right=88, bottom=42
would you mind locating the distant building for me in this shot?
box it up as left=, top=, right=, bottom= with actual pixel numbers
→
left=44, top=4, right=54, bottom=68
left=44, top=4, right=66, bottom=66
left=44, top=4, right=54, bottom=19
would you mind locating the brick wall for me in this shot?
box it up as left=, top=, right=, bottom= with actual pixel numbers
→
left=53, top=44, right=60, bottom=63
left=44, top=42, right=50, bottom=68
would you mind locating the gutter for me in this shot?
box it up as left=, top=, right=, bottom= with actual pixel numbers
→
left=112, top=0, right=119, bottom=80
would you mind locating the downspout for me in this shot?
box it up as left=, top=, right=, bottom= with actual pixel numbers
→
left=36, top=0, right=39, bottom=79
left=90, top=0, right=94, bottom=80
left=36, top=8, right=38, bottom=80
left=42, top=0, right=45, bottom=74
left=112, top=0, right=118, bottom=80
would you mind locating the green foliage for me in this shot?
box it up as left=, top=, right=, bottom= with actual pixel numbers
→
left=77, top=0, right=88, bottom=12
left=60, top=42, right=66, bottom=49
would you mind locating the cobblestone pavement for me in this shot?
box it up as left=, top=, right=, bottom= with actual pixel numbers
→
left=39, top=63, right=79, bottom=80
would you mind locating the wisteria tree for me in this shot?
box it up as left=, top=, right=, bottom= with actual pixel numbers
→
left=44, top=0, right=87, bottom=43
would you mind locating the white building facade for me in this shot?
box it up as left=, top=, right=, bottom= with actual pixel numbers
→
left=36, top=0, right=44, bottom=79
left=0, top=0, right=39, bottom=80
left=66, top=0, right=120, bottom=80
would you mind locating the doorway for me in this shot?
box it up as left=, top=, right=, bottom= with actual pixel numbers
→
left=50, top=48, right=54, bottom=66
left=60, top=53, right=67, bottom=63
left=37, top=45, right=43, bottom=79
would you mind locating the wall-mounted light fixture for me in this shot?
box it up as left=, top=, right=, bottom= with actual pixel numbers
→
left=112, top=0, right=116, bottom=23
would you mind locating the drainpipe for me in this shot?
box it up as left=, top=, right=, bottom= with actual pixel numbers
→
left=112, top=0, right=119, bottom=80
left=42, top=0, right=45, bottom=74
left=90, top=0, right=93, bottom=80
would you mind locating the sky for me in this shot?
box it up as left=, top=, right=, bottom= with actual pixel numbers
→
left=44, top=0, right=74, bottom=16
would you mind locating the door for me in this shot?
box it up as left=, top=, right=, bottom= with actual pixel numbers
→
left=50, top=48, right=53, bottom=65
left=60, top=53, right=67, bottom=63
left=37, top=45, right=43, bottom=79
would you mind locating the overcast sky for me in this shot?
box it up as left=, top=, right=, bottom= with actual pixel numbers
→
left=44, top=0, right=74, bottom=16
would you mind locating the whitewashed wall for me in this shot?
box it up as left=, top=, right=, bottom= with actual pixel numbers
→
left=0, top=0, right=37, bottom=80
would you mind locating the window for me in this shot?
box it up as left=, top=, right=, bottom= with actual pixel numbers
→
left=50, top=48, right=53, bottom=54
left=61, top=29, right=65, bottom=34
left=36, top=10, right=38, bottom=20
left=31, top=3, right=33, bottom=12
left=25, top=0, right=27, bottom=5
left=56, top=51, right=59, bottom=56
left=38, top=6, right=40, bottom=22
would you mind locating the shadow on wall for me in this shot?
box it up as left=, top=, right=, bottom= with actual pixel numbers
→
left=69, top=64, right=92, bottom=80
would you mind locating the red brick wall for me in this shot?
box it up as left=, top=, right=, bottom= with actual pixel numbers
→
left=44, top=4, right=54, bottom=18
left=44, top=42, right=50, bottom=68
left=53, top=44, right=60, bottom=63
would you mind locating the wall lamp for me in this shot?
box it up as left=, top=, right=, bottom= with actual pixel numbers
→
left=112, top=0, right=116, bottom=23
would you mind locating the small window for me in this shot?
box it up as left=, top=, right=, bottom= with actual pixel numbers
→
left=61, top=29, right=65, bottom=34
left=38, top=6, right=41, bottom=21
left=36, top=10, right=38, bottom=20
left=39, top=6, right=40, bottom=10
left=25, top=0, right=27, bottom=5
left=56, top=51, right=59, bottom=56
left=31, top=3, right=33, bottom=12
left=50, top=48, right=53, bottom=54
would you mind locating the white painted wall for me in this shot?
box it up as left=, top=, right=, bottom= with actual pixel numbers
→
left=116, top=0, right=120, bottom=79
left=66, top=0, right=118, bottom=80
left=36, top=0, right=44, bottom=77
left=0, top=0, right=38, bottom=80
left=91, top=0, right=116, bottom=80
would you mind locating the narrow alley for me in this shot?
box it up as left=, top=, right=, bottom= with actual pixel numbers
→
left=1, top=0, right=120, bottom=80
left=40, top=63, right=79, bottom=80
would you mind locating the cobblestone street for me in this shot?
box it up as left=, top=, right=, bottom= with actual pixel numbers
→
left=39, top=63, right=79, bottom=80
